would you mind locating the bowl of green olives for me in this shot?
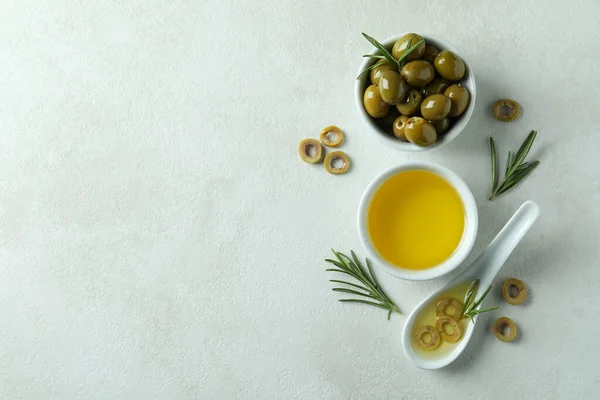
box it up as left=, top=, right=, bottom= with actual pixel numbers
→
left=355, top=33, right=476, bottom=151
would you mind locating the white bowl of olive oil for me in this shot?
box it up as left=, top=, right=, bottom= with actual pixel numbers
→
left=357, top=162, right=478, bottom=281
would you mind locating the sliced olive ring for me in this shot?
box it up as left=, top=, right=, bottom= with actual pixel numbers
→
left=414, top=325, right=440, bottom=350
left=493, top=99, right=521, bottom=122
left=298, top=138, right=324, bottom=164
left=319, top=126, right=344, bottom=147
left=501, top=278, right=527, bottom=305
left=436, top=316, right=462, bottom=343
left=323, top=151, right=350, bottom=175
left=436, top=297, right=463, bottom=321
left=492, top=317, right=518, bottom=342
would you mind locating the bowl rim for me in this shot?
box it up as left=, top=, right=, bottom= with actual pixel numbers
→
left=354, top=33, right=477, bottom=152
left=357, top=161, right=479, bottom=281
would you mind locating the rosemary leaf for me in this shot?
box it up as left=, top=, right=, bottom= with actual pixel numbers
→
left=329, top=279, right=371, bottom=291
left=496, top=161, right=540, bottom=196
left=338, top=299, right=394, bottom=311
left=362, top=54, right=385, bottom=58
left=469, top=284, right=493, bottom=310
left=489, top=131, right=540, bottom=200
left=327, top=250, right=401, bottom=319
left=397, top=39, right=425, bottom=67
left=477, top=306, right=500, bottom=313
left=505, top=151, right=512, bottom=175
left=508, top=130, right=537, bottom=174
left=462, top=279, right=479, bottom=315
left=361, top=33, right=398, bottom=67
left=461, top=279, right=498, bottom=323
left=490, top=137, right=499, bottom=192
left=332, top=288, right=377, bottom=299
left=356, top=58, right=386, bottom=80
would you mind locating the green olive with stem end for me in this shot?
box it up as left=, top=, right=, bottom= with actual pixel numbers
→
left=401, top=60, right=435, bottom=88
left=420, top=94, right=451, bottom=121
left=430, top=118, right=450, bottom=135
left=444, top=84, right=470, bottom=117
left=363, top=85, right=389, bottom=118
left=434, top=50, right=465, bottom=81
left=370, top=61, right=395, bottom=86
left=396, top=89, right=423, bottom=116
left=422, top=76, right=449, bottom=97
left=379, top=70, right=408, bottom=105
left=422, top=45, right=440, bottom=63
left=392, top=115, right=410, bottom=141
left=404, top=117, right=437, bottom=147
left=391, top=33, right=425, bottom=61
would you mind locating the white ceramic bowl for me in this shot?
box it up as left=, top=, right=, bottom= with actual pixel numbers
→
left=357, top=162, right=478, bottom=281
left=354, top=34, right=476, bottom=152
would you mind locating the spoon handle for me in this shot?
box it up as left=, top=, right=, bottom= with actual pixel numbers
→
left=471, top=201, right=540, bottom=285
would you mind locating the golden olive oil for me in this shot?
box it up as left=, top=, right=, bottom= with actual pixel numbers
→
left=411, top=281, right=471, bottom=358
left=367, top=170, right=465, bottom=270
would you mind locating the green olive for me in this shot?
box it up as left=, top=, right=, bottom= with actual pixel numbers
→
left=392, top=115, right=410, bottom=141
left=422, top=76, right=449, bottom=97
left=430, top=118, right=450, bottom=135
left=422, top=45, right=440, bottom=63
left=395, top=89, right=423, bottom=116
left=370, top=61, right=395, bottom=86
left=363, top=85, right=389, bottom=118
left=404, top=117, right=437, bottom=147
left=379, top=107, right=399, bottom=127
left=401, top=61, right=435, bottom=88
left=392, top=33, right=425, bottom=61
left=444, top=84, right=470, bottom=117
left=420, top=94, right=451, bottom=121
left=433, top=50, right=465, bottom=81
left=378, top=70, right=408, bottom=104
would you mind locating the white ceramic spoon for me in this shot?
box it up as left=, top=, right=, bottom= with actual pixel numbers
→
left=402, top=200, right=540, bottom=369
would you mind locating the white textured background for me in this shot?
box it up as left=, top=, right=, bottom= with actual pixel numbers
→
left=1, top=0, right=599, bottom=399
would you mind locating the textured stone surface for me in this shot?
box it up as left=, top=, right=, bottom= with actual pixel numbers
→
left=1, top=0, right=599, bottom=399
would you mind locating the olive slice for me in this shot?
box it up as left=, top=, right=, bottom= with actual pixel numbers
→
left=414, top=325, right=440, bottom=350
left=319, top=126, right=344, bottom=147
left=324, top=151, right=350, bottom=175
left=436, top=297, right=463, bottom=321
left=436, top=316, right=463, bottom=343
left=493, top=99, right=521, bottom=122
left=492, top=317, right=518, bottom=342
left=298, top=138, right=324, bottom=164
left=501, top=278, right=527, bottom=305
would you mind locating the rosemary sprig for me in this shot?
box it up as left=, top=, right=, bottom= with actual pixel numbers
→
left=325, top=250, right=400, bottom=320
left=356, top=33, right=424, bottom=79
left=461, top=279, right=499, bottom=323
left=489, top=130, right=540, bottom=200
